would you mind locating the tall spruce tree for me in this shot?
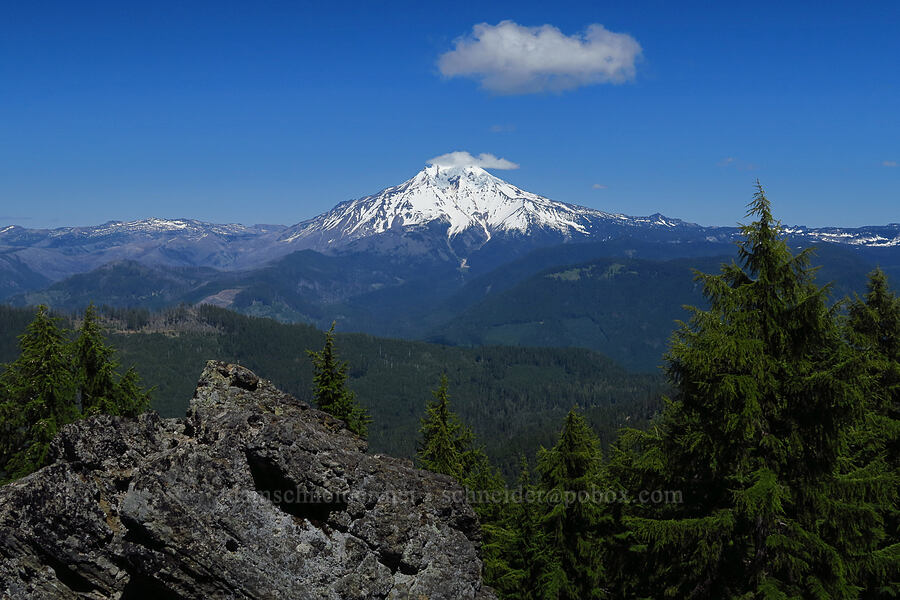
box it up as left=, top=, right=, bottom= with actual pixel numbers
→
left=535, top=408, right=608, bottom=599
left=620, top=183, right=873, bottom=598
left=845, top=269, right=900, bottom=597
left=307, top=322, right=371, bottom=437
left=0, top=305, right=77, bottom=481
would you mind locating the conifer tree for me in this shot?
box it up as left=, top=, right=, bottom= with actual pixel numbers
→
left=416, top=374, right=504, bottom=518
left=73, top=303, right=150, bottom=417
left=617, top=183, right=878, bottom=598
left=482, top=456, right=548, bottom=600
left=845, top=268, right=900, bottom=597
left=417, top=374, right=465, bottom=477
left=308, top=322, right=371, bottom=437
left=73, top=303, right=119, bottom=413
left=535, top=408, right=607, bottom=599
left=113, top=366, right=153, bottom=418
left=0, top=305, right=77, bottom=481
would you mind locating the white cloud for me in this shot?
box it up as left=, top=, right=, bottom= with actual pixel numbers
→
left=883, top=160, right=898, bottom=167
left=427, top=151, right=520, bottom=170
left=592, top=183, right=608, bottom=190
left=438, top=20, right=642, bottom=94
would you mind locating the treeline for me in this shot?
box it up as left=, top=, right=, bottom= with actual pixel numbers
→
left=0, top=305, right=151, bottom=482
left=414, top=186, right=899, bottom=598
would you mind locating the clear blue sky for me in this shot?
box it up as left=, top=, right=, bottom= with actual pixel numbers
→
left=1, top=0, right=897, bottom=228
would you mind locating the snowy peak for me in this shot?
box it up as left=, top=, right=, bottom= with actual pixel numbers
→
left=280, top=164, right=638, bottom=250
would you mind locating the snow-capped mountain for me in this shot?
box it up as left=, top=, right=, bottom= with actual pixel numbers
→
left=276, top=164, right=699, bottom=257
left=1, top=166, right=898, bottom=290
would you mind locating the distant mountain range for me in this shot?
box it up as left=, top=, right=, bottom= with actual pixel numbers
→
left=4, top=165, right=899, bottom=370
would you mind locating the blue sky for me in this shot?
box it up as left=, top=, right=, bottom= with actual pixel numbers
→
left=1, top=0, right=897, bottom=228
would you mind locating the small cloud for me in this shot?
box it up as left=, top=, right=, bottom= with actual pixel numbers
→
left=592, top=183, right=608, bottom=190
left=718, top=156, right=756, bottom=171
left=438, top=20, right=642, bottom=94
left=883, top=160, right=898, bottom=167
left=427, top=151, right=520, bottom=170
left=489, top=124, right=516, bottom=133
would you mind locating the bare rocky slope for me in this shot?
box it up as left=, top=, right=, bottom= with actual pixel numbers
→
left=0, top=361, right=495, bottom=599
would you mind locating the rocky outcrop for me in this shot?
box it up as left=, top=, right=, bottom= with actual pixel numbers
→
left=0, top=361, right=495, bottom=599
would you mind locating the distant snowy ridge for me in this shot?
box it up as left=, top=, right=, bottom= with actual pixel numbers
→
left=0, top=218, right=282, bottom=244
left=782, top=225, right=900, bottom=247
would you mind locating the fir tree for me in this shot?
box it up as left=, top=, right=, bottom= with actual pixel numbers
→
left=621, top=183, right=874, bottom=598
left=417, top=374, right=466, bottom=477
left=73, top=303, right=150, bottom=417
left=113, top=366, right=153, bottom=418
left=482, top=456, right=548, bottom=600
left=308, top=322, right=371, bottom=437
left=73, top=303, right=119, bottom=413
left=845, top=269, right=900, bottom=597
left=0, top=306, right=77, bottom=481
left=535, top=408, right=607, bottom=599
left=416, top=373, right=504, bottom=525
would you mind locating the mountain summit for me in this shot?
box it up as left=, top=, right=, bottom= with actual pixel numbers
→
left=276, top=164, right=692, bottom=258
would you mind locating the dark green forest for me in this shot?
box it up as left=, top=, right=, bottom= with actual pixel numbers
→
left=0, top=303, right=664, bottom=478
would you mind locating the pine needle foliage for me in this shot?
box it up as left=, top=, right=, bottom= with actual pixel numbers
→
left=308, top=321, right=371, bottom=437
left=621, top=183, right=875, bottom=598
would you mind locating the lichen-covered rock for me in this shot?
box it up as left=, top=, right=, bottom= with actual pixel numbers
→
left=0, top=361, right=496, bottom=599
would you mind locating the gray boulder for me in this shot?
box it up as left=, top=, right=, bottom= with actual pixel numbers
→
left=0, top=361, right=495, bottom=599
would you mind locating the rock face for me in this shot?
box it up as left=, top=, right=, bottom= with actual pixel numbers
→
left=0, top=361, right=495, bottom=599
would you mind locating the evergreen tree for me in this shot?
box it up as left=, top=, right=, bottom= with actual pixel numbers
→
left=483, top=456, right=548, bottom=600
left=620, top=183, right=874, bottom=597
left=73, top=303, right=150, bottom=417
left=0, top=306, right=77, bottom=481
left=113, top=366, right=153, bottom=418
left=417, top=374, right=466, bottom=477
left=73, top=303, right=119, bottom=413
left=417, top=374, right=504, bottom=499
left=308, top=322, right=371, bottom=437
left=535, top=408, right=607, bottom=599
left=845, top=269, right=900, bottom=597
